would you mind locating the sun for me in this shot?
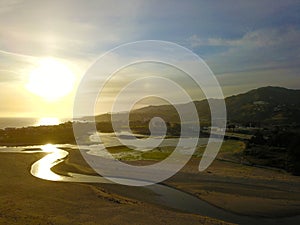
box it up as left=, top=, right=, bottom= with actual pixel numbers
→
left=26, top=58, right=75, bottom=101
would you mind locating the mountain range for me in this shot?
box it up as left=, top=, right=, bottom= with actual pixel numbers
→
left=93, top=86, right=300, bottom=126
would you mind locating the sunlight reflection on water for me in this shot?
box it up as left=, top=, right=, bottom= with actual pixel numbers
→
left=1, top=143, right=300, bottom=224
left=30, top=144, right=67, bottom=181
left=36, top=117, right=60, bottom=126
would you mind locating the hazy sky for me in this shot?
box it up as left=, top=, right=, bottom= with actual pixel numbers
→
left=0, top=0, right=299, bottom=117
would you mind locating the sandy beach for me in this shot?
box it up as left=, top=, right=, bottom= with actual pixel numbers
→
left=166, top=158, right=300, bottom=218
left=52, top=147, right=300, bottom=219
left=1, top=145, right=300, bottom=224
left=0, top=151, right=232, bottom=225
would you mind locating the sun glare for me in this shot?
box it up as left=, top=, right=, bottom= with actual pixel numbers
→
left=26, top=58, right=75, bottom=101
left=41, top=144, right=58, bottom=152
left=37, top=117, right=60, bottom=126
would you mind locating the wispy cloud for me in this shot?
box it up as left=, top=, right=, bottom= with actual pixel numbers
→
left=187, top=27, right=300, bottom=75
left=0, top=0, right=299, bottom=116
left=0, top=0, right=23, bottom=14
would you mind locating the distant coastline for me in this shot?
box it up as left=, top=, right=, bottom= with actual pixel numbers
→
left=0, top=117, right=71, bottom=129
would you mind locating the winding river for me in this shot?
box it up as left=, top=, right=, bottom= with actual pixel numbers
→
left=1, top=143, right=300, bottom=225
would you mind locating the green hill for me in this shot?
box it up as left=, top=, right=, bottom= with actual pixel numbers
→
left=93, top=86, right=300, bottom=126
left=226, top=86, right=300, bottom=125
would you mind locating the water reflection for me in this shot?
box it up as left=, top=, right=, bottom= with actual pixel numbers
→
left=1, top=143, right=300, bottom=224
left=37, top=117, right=60, bottom=126
left=29, top=144, right=110, bottom=183
left=30, top=144, right=67, bottom=181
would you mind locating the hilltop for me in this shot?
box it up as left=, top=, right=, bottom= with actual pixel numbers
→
left=93, top=86, right=300, bottom=126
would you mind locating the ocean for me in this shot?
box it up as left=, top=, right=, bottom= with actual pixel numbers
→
left=0, top=117, right=71, bottom=129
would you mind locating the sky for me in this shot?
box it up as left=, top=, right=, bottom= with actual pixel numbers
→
left=0, top=0, right=299, bottom=117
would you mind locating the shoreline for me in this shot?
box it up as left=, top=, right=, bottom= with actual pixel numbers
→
left=1, top=144, right=300, bottom=224
left=54, top=148, right=300, bottom=219
left=0, top=151, right=231, bottom=225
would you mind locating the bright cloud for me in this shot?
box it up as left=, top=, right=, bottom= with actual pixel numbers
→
left=0, top=0, right=299, bottom=116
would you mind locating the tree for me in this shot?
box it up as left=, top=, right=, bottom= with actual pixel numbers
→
left=287, top=133, right=300, bottom=175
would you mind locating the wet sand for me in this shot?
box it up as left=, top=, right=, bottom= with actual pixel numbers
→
left=53, top=148, right=300, bottom=221
left=0, top=152, right=232, bottom=225
left=166, top=158, right=300, bottom=218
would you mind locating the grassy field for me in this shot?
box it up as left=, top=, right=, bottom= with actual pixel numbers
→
left=218, top=140, right=245, bottom=154
left=50, top=141, right=300, bottom=220
left=106, top=139, right=246, bottom=161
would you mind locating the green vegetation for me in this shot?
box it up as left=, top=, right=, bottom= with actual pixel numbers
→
left=93, top=86, right=300, bottom=126
left=141, top=147, right=174, bottom=160
left=244, top=129, right=300, bottom=175
left=219, top=140, right=246, bottom=154
left=193, top=140, right=245, bottom=159
left=1, top=87, right=299, bottom=175
left=226, top=86, right=300, bottom=125
left=0, top=122, right=76, bottom=146
left=110, top=146, right=175, bottom=161
left=107, top=146, right=134, bottom=154
left=108, top=140, right=245, bottom=162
